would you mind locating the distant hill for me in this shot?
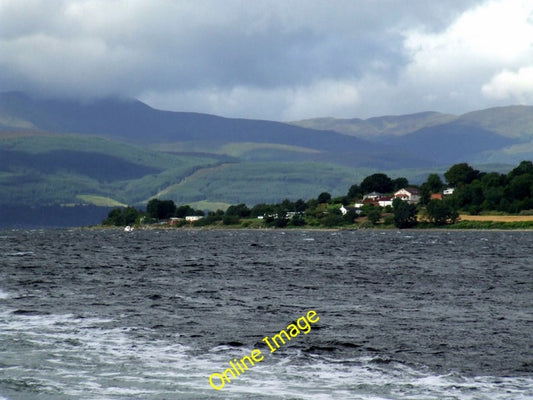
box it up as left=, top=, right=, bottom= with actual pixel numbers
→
left=0, top=91, right=383, bottom=165
left=0, top=91, right=530, bottom=226
left=459, top=105, right=533, bottom=139
left=3, top=91, right=527, bottom=168
left=292, top=111, right=457, bottom=139
left=291, top=106, right=533, bottom=140
left=291, top=105, right=533, bottom=166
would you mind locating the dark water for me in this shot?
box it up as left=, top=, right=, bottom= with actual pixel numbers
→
left=0, top=229, right=532, bottom=399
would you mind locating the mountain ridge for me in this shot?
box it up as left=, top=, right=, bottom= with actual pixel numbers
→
left=0, top=91, right=531, bottom=227
left=2, top=91, right=530, bottom=167
left=291, top=105, right=533, bottom=140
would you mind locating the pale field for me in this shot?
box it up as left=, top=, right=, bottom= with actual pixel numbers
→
left=459, top=214, right=533, bottom=222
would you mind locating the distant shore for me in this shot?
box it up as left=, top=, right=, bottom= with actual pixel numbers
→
left=92, top=216, right=533, bottom=231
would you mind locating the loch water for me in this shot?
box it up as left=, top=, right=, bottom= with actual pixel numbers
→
left=0, top=229, right=532, bottom=399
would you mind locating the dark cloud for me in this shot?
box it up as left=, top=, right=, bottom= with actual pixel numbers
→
left=1, top=0, right=532, bottom=120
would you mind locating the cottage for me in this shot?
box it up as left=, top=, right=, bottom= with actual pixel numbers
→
left=430, top=193, right=443, bottom=200
left=394, top=188, right=421, bottom=204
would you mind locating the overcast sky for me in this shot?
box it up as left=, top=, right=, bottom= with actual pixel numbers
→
left=1, top=0, right=532, bottom=120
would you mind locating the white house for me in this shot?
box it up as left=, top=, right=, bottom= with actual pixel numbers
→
left=394, top=188, right=421, bottom=204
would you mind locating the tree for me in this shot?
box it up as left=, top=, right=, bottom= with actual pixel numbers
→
left=453, top=181, right=484, bottom=209
left=289, top=213, right=306, bottom=226
left=103, top=208, right=124, bottom=226
left=250, top=203, right=275, bottom=218
left=425, top=173, right=445, bottom=193
left=322, top=213, right=345, bottom=227
left=147, top=198, right=176, bottom=220
left=343, top=208, right=358, bottom=224
left=419, top=184, right=431, bottom=205
left=444, top=163, right=480, bottom=187
left=360, top=204, right=381, bottom=225
left=361, top=173, right=393, bottom=194
left=317, top=192, right=332, bottom=204
left=508, top=174, right=533, bottom=200
left=392, top=198, right=417, bottom=228
left=508, top=160, right=533, bottom=179
left=222, top=215, right=240, bottom=225
left=367, top=207, right=382, bottom=225
left=347, top=184, right=361, bottom=199
left=273, top=210, right=288, bottom=228
left=175, top=205, right=194, bottom=218
left=426, top=199, right=459, bottom=225
left=225, top=203, right=251, bottom=217
left=102, top=207, right=140, bottom=226
left=392, top=177, right=409, bottom=191
left=294, top=199, right=307, bottom=212
left=122, top=207, right=140, bottom=225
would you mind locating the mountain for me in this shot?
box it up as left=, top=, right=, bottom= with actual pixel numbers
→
left=2, top=92, right=528, bottom=167
left=459, top=105, right=533, bottom=139
left=291, top=111, right=457, bottom=139
left=291, top=105, right=533, bottom=165
left=291, top=106, right=533, bottom=140
left=0, top=91, right=531, bottom=227
left=0, top=91, right=380, bottom=158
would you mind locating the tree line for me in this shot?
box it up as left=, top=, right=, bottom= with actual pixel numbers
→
left=102, top=160, right=533, bottom=229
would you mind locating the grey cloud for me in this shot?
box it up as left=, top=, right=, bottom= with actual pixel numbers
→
left=1, top=0, right=528, bottom=119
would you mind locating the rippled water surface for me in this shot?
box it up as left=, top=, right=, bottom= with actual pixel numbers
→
left=1, top=229, right=532, bottom=399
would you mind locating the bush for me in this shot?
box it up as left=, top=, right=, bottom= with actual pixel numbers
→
left=289, top=214, right=307, bottom=226
left=322, top=213, right=345, bottom=227
left=383, top=215, right=395, bottom=226
left=223, top=215, right=240, bottom=225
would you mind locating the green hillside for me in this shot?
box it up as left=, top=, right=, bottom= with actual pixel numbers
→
left=0, top=132, right=227, bottom=207
left=0, top=130, right=437, bottom=209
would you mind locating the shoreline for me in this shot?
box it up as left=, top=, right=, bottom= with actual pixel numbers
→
left=81, top=224, right=533, bottom=232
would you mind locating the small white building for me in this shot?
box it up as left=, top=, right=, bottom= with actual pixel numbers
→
left=378, top=196, right=394, bottom=207
left=185, top=216, right=203, bottom=222
left=443, top=188, right=455, bottom=195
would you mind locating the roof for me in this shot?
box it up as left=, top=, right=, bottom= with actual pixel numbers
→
left=394, top=187, right=420, bottom=195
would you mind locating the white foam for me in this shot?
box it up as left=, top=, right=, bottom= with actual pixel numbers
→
left=0, top=288, right=9, bottom=299
left=2, top=311, right=533, bottom=399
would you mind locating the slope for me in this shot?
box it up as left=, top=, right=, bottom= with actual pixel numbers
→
left=0, top=91, right=376, bottom=152
left=0, top=132, right=229, bottom=207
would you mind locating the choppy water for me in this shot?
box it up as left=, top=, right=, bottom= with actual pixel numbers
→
left=0, top=229, right=532, bottom=399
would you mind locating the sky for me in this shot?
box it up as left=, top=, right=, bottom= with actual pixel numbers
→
left=1, top=0, right=533, bottom=121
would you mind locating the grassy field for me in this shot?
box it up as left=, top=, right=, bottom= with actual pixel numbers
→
left=76, top=195, right=127, bottom=207
left=459, top=214, right=533, bottom=222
